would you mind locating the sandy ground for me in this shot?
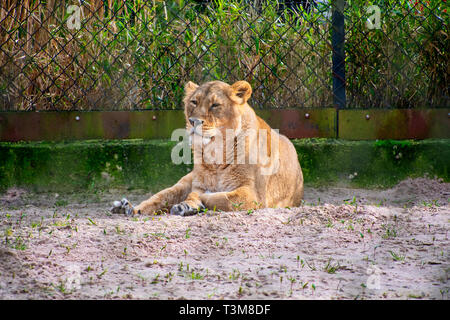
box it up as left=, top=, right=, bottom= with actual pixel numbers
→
left=0, top=178, right=448, bottom=300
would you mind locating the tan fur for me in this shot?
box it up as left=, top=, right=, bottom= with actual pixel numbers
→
left=130, top=80, right=303, bottom=214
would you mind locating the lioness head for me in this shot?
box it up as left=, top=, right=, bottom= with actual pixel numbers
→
left=183, top=80, right=252, bottom=138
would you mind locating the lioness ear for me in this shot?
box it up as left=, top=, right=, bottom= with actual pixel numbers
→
left=230, top=81, right=252, bottom=105
left=184, top=81, right=199, bottom=96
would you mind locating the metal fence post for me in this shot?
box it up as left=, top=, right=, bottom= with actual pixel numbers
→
left=332, top=0, right=346, bottom=137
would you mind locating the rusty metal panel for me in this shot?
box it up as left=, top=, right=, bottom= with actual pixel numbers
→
left=0, top=109, right=337, bottom=142
left=0, top=111, right=185, bottom=142
left=255, top=108, right=337, bottom=139
left=339, top=109, right=450, bottom=140
left=1, top=108, right=448, bottom=142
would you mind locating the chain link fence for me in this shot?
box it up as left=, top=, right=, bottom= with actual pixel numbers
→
left=0, top=0, right=448, bottom=111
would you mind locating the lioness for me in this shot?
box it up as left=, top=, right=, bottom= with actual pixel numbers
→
left=112, top=80, right=303, bottom=216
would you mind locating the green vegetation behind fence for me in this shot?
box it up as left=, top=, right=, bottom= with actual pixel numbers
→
left=0, top=0, right=448, bottom=111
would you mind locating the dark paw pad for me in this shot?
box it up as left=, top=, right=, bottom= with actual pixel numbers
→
left=110, top=198, right=135, bottom=216
left=170, top=202, right=203, bottom=216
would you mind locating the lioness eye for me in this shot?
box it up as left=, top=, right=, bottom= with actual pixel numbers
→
left=190, top=100, right=197, bottom=105
left=210, top=103, right=220, bottom=110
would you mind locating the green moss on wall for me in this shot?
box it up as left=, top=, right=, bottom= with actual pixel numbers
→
left=293, top=139, right=450, bottom=188
left=0, top=139, right=448, bottom=193
left=0, top=140, right=192, bottom=193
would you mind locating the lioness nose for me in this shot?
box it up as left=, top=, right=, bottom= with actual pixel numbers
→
left=189, top=117, right=203, bottom=127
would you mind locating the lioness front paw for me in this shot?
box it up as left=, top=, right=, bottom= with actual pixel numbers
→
left=110, top=198, right=138, bottom=216
left=170, top=202, right=205, bottom=216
